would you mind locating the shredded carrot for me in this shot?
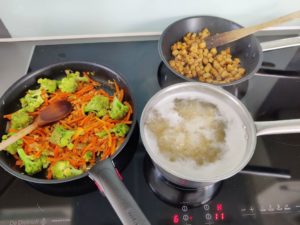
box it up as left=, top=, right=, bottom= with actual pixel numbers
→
left=16, top=159, right=23, bottom=166
left=119, top=89, right=124, bottom=102
left=47, top=170, right=52, bottom=180
left=41, top=88, right=49, bottom=106
left=123, top=101, right=133, bottom=122
left=114, top=80, right=121, bottom=100
left=111, top=137, right=117, bottom=154
left=8, top=128, right=18, bottom=133
left=3, top=114, right=12, bottom=120
left=3, top=72, right=133, bottom=180
left=103, top=125, right=112, bottom=147
left=75, top=84, right=94, bottom=96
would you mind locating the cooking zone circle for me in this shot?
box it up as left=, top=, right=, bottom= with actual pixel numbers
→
left=143, top=154, right=222, bottom=207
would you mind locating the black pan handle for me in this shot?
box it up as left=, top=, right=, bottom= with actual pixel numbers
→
left=256, top=68, right=300, bottom=79
left=89, top=158, right=150, bottom=225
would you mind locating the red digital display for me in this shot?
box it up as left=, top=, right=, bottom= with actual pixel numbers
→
left=215, top=213, right=219, bottom=221
left=214, top=203, right=225, bottom=221
left=214, top=213, right=225, bottom=221
left=173, top=214, right=179, bottom=224
left=217, top=203, right=223, bottom=211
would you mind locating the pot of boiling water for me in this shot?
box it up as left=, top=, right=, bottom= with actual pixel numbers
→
left=140, top=83, right=300, bottom=190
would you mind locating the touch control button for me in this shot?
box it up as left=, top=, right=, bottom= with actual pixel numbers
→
left=183, top=214, right=189, bottom=221
left=204, top=204, right=210, bottom=211
left=205, top=213, right=212, bottom=220
left=182, top=205, right=188, bottom=212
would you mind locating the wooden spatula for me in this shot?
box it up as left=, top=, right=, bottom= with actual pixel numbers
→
left=0, top=100, right=72, bottom=151
left=205, top=10, right=300, bottom=49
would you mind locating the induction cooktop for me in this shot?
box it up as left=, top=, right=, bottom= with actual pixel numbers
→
left=0, top=40, right=299, bottom=225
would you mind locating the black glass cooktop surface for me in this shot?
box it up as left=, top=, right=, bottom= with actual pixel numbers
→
left=0, top=41, right=299, bottom=225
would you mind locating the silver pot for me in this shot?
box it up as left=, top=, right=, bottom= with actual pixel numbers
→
left=140, top=83, right=300, bottom=189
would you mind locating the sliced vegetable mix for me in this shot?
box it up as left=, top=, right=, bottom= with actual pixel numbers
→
left=2, top=70, right=133, bottom=179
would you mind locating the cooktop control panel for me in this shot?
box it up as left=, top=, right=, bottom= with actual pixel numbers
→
left=165, top=201, right=300, bottom=225
left=170, top=202, right=226, bottom=225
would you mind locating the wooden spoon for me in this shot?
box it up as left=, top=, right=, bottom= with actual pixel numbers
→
left=0, top=100, right=72, bottom=151
left=205, top=10, right=300, bottom=49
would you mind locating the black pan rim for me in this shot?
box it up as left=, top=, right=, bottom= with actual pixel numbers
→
left=158, top=15, right=263, bottom=87
left=0, top=61, right=137, bottom=184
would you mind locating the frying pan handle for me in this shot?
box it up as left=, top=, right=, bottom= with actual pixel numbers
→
left=88, top=159, right=151, bottom=225
left=255, top=119, right=300, bottom=136
left=260, top=36, right=300, bottom=52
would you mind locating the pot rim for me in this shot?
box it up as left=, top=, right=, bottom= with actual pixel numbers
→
left=140, top=82, right=257, bottom=183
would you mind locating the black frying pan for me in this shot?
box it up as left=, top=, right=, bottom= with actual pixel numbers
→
left=0, top=61, right=150, bottom=225
left=158, top=16, right=264, bottom=86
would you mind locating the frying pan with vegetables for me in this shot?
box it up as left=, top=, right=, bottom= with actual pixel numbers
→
left=0, top=61, right=150, bottom=225
left=159, top=16, right=300, bottom=86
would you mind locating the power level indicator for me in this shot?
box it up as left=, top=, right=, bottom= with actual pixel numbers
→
left=214, top=203, right=225, bottom=221
left=217, top=203, right=223, bottom=211
left=173, top=214, right=179, bottom=224
left=215, top=212, right=225, bottom=221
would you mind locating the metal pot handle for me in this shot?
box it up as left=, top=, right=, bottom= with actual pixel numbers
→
left=255, top=119, right=300, bottom=136
left=89, top=159, right=150, bottom=225
left=261, top=36, right=300, bottom=52
left=240, top=165, right=291, bottom=179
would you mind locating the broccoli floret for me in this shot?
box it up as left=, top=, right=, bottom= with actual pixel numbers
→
left=84, top=95, right=109, bottom=117
left=50, top=126, right=75, bottom=150
left=58, top=76, right=78, bottom=93
left=37, top=78, right=57, bottom=93
left=17, top=148, right=43, bottom=175
left=1, top=134, right=23, bottom=155
left=10, top=109, right=33, bottom=130
left=65, top=70, right=89, bottom=82
left=40, top=150, right=51, bottom=169
left=41, top=155, right=50, bottom=169
left=111, top=123, right=130, bottom=137
left=58, top=71, right=88, bottom=93
left=51, top=160, right=83, bottom=179
left=95, top=130, right=108, bottom=138
left=17, top=148, right=50, bottom=175
left=83, top=151, right=93, bottom=162
left=41, top=156, right=50, bottom=169
left=95, top=123, right=129, bottom=139
left=20, top=89, right=44, bottom=112
left=109, top=97, right=129, bottom=120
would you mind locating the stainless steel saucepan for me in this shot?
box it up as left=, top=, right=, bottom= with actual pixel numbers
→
left=140, top=82, right=300, bottom=188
